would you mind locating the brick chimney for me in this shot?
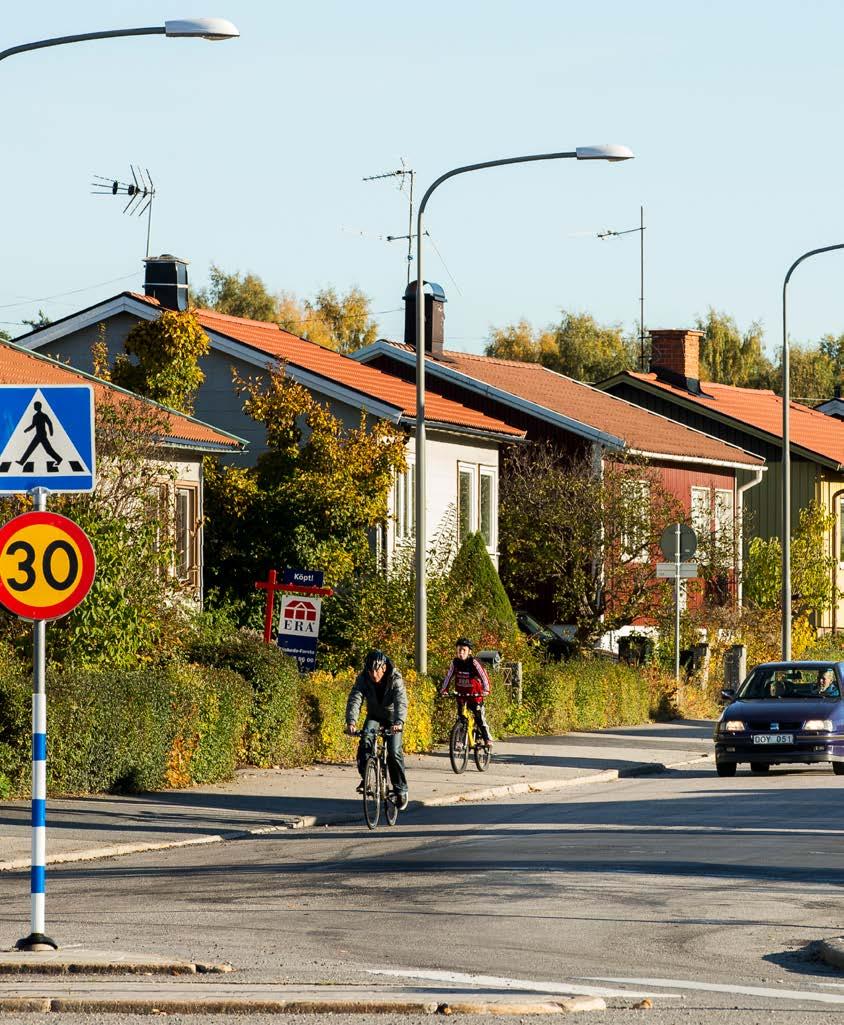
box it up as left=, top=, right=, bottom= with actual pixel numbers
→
left=648, top=328, right=703, bottom=393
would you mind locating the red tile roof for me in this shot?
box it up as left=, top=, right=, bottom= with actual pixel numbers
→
left=0, top=340, right=244, bottom=451
left=375, top=343, right=763, bottom=467
left=193, top=308, right=524, bottom=439
left=623, top=371, right=844, bottom=467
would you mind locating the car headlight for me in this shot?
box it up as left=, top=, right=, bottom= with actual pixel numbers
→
left=721, top=720, right=745, bottom=732
left=803, top=719, right=834, bottom=731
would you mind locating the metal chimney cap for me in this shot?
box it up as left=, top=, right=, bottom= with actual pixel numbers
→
left=143, top=254, right=189, bottom=264
left=403, top=280, right=447, bottom=302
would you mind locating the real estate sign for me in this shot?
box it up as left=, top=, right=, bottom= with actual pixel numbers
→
left=277, top=594, right=322, bottom=671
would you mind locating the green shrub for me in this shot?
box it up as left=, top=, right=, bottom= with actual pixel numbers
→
left=186, top=630, right=306, bottom=768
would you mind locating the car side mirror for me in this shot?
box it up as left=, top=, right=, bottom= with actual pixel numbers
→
left=720, top=688, right=736, bottom=703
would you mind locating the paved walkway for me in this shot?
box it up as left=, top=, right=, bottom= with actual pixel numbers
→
left=0, top=720, right=714, bottom=871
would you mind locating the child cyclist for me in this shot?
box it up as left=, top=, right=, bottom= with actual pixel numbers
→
left=440, top=637, right=492, bottom=748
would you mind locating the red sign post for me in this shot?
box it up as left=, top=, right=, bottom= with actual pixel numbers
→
left=255, top=569, right=333, bottom=644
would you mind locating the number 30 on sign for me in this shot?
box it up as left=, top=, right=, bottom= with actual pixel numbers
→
left=0, top=511, right=96, bottom=621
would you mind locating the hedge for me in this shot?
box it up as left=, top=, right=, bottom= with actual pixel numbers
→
left=0, top=657, right=251, bottom=798
left=0, top=637, right=676, bottom=798
left=185, top=632, right=306, bottom=768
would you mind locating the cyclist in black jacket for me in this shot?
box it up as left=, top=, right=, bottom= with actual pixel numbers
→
left=346, top=650, right=409, bottom=809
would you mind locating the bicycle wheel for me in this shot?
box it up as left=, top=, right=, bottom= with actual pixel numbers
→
left=384, top=778, right=399, bottom=826
left=449, top=719, right=469, bottom=774
left=363, top=757, right=381, bottom=829
left=474, top=739, right=491, bottom=772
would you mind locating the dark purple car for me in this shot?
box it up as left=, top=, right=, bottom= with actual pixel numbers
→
left=714, top=661, right=844, bottom=777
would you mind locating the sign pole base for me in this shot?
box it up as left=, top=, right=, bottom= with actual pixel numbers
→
left=15, top=933, right=58, bottom=952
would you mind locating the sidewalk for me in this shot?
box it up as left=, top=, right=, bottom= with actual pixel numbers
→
left=0, top=720, right=714, bottom=871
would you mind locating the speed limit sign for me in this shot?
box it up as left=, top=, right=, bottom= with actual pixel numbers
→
left=0, top=511, right=96, bottom=620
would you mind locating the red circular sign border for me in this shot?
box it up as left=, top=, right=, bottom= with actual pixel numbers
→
left=0, top=511, right=96, bottom=621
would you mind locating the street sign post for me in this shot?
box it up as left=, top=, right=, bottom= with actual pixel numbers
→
left=0, top=386, right=95, bottom=494
left=0, top=502, right=96, bottom=952
left=658, top=524, right=698, bottom=683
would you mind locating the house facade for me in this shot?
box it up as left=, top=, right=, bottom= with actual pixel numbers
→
left=0, top=337, right=246, bottom=598
left=14, top=257, right=524, bottom=565
left=600, top=328, right=844, bottom=633
left=353, top=310, right=766, bottom=640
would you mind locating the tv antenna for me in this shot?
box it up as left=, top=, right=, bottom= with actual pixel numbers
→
left=91, top=166, right=157, bottom=258
left=598, top=205, right=646, bottom=371
left=363, top=160, right=416, bottom=284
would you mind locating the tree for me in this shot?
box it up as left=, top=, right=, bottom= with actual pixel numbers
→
left=203, top=363, right=407, bottom=606
left=22, top=310, right=52, bottom=330
left=101, top=310, right=210, bottom=414
left=499, top=444, right=683, bottom=645
left=743, top=500, right=836, bottom=619
left=696, top=309, right=774, bottom=388
left=193, top=265, right=278, bottom=322
left=485, top=311, right=636, bottom=382
left=448, top=532, right=516, bottom=639
left=194, top=265, right=379, bottom=353
left=784, top=344, right=836, bottom=404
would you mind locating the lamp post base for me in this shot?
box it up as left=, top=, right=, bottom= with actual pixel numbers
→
left=15, top=933, right=58, bottom=951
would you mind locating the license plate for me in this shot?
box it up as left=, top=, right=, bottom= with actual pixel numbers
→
left=752, top=734, right=794, bottom=745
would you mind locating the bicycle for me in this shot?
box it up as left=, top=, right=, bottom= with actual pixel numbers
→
left=446, top=695, right=491, bottom=774
left=352, top=726, right=402, bottom=830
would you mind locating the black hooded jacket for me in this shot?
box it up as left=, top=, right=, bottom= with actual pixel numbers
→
left=345, top=659, right=408, bottom=726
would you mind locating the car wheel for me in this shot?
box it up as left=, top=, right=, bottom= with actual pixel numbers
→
left=750, top=762, right=770, bottom=774
left=832, top=762, right=844, bottom=776
left=716, top=761, right=736, bottom=777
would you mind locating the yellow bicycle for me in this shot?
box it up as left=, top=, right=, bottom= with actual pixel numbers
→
left=448, top=697, right=491, bottom=774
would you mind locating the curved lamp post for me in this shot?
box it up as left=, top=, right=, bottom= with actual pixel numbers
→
left=414, top=144, right=635, bottom=673
left=0, top=17, right=239, bottom=62
left=781, top=243, right=844, bottom=660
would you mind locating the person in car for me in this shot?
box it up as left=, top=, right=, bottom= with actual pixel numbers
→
left=818, top=669, right=840, bottom=697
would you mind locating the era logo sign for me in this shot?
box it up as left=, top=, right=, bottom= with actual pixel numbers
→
left=279, top=596, right=322, bottom=636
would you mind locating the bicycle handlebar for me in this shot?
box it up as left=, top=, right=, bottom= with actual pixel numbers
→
left=347, top=725, right=403, bottom=737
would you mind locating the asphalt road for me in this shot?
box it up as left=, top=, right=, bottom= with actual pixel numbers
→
left=3, top=742, right=844, bottom=1023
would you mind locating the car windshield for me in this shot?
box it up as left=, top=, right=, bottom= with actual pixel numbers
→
left=737, top=665, right=841, bottom=700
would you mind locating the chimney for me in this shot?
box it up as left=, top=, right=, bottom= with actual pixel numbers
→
left=403, top=280, right=446, bottom=356
left=144, top=254, right=189, bottom=311
left=648, top=328, right=704, bottom=394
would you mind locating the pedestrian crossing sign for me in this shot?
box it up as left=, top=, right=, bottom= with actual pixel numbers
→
left=0, top=386, right=95, bottom=494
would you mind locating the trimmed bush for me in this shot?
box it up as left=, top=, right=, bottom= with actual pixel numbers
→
left=186, top=631, right=306, bottom=768
left=0, top=658, right=251, bottom=797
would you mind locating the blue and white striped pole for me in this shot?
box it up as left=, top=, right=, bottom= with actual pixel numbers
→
left=16, top=487, right=56, bottom=951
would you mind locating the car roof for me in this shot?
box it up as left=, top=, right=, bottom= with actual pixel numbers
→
left=753, top=661, right=844, bottom=670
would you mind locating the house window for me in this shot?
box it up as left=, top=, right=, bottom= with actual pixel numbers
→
left=479, top=466, right=497, bottom=552
left=714, top=488, right=734, bottom=546
left=458, top=463, right=477, bottom=545
left=175, top=484, right=199, bottom=585
left=621, top=479, right=650, bottom=562
left=394, top=458, right=416, bottom=541
left=691, top=486, right=711, bottom=541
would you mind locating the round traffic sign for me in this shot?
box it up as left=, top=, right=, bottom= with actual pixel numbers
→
left=659, top=523, right=697, bottom=562
left=0, top=511, right=96, bottom=621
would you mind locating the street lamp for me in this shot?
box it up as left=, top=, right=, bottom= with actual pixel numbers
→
left=3, top=13, right=238, bottom=957
left=781, top=243, right=844, bottom=660
left=0, top=17, right=239, bottom=62
left=414, top=144, right=635, bottom=673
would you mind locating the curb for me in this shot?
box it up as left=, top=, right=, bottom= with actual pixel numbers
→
left=0, top=995, right=607, bottom=1015
left=0, top=752, right=712, bottom=874
left=815, top=938, right=844, bottom=971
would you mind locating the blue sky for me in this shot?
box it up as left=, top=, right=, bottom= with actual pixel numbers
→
left=3, top=1, right=844, bottom=362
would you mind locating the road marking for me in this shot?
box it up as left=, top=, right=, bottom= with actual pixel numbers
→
left=585, top=975, right=844, bottom=1005
left=367, top=967, right=679, bottom=1000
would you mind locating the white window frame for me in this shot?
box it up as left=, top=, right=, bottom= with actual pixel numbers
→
left=691, top=486, right=712, bottom=541
left=838, top=497, right=844, bottom=566
left=479, top=465, right=498, bottom=555
left=714, top=488, right=734, bottom=547
left=174, top=482, right=199, bottom=588
left=458, top=462, right=478, bottom=545
left=621, top=478, right=650, bottom=563
left=394, top=456, right=416, bottom=542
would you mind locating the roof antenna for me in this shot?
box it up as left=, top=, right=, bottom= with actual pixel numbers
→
left=363, top=159, right=416, bottom=284
left=598, top=205, right=646, bottom=371
left=91, top=166, right=157, bottom=258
